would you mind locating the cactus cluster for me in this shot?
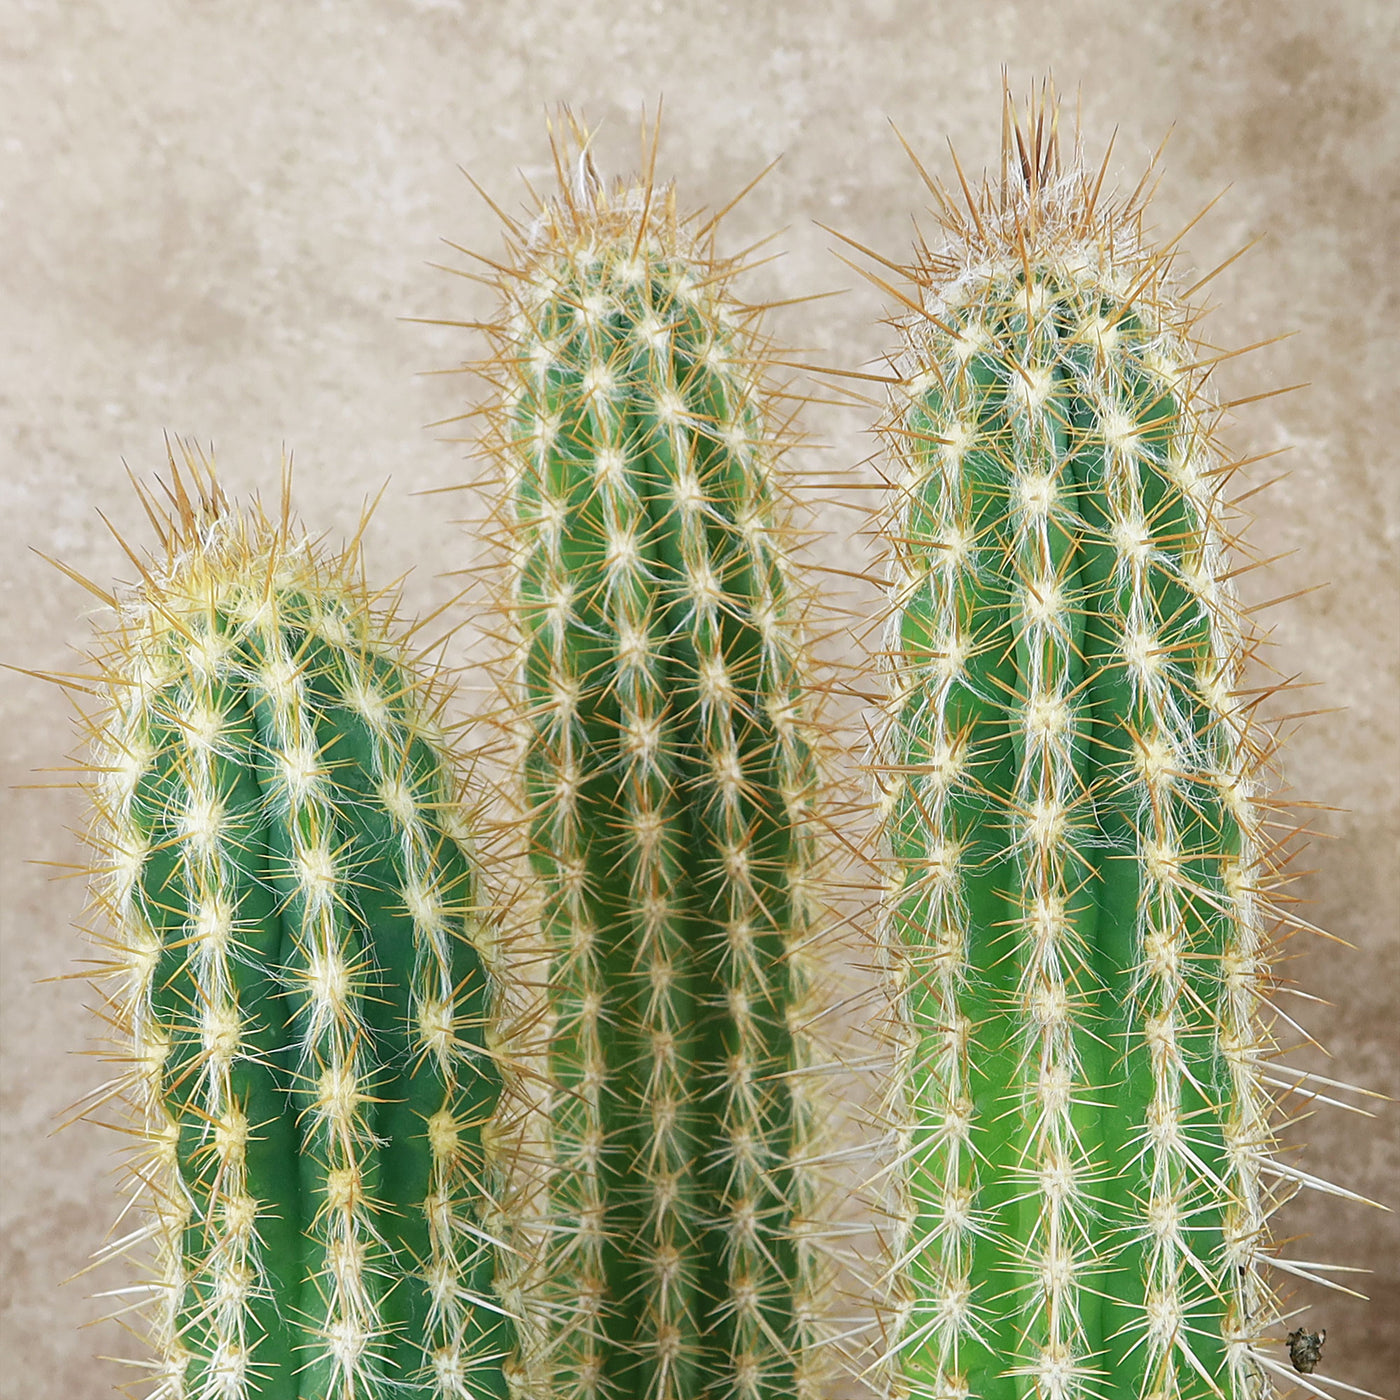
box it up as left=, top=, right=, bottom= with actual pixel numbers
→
left=67, top=454, right=514, bottom=1400
left=866, top=96, right=1342, bottom=1400
left=38, top=94, right=1378, bottom=1400
left=461, top=114, right=830, bottom=1400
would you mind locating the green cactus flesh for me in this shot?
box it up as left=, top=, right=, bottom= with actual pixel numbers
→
left=82, top=460, right=512, bottom=1400
left=876, top=115, right=1285, bottom=1400
left=480, top=125, right=822, bottom=1400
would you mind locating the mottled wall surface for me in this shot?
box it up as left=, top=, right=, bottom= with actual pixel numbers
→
left=1, top=2, right=1395, bottom=1396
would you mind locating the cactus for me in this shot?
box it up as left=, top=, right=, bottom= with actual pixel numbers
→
left=63, top=447, right=514, bottom=1400
left=457, top=114, right=828, bottom=1400
left=865, top=92, right=1367, bottom=1399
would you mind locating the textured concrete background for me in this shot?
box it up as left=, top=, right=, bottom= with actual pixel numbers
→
left=2, top=1, right=1396, bottom=1395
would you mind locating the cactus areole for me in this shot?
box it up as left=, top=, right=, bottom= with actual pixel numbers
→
left=472, top=117, right=824, bottom=1400
left=873, top=98, right=1309, bottom=1400
left=75, top=455, right=513, bottom=1400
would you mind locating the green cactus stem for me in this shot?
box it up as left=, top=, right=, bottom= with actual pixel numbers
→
left=867, top=91, right=1363, bottom=1400
left=460, top=114, right=828, bottom=1400
left=66, top=448, right=514, bottom=1400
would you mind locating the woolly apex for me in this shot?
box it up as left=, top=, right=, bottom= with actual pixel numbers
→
left=434, top=107, right=803, bottom=432
left=84, top=444, right=383, bottom=651
left=519, top=107, right=685, bottom=260
left=900, top=80, right=1184, bottom=307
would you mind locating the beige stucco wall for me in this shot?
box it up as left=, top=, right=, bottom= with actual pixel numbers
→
left=2, top=2, right=1395, bottom=1395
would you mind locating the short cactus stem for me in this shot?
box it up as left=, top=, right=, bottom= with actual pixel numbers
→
left=67, top=448, right=515, bottom=1400
left=464, top=115, right=827, bottom=1400
left=867, top=93, right=1327, bottom=1400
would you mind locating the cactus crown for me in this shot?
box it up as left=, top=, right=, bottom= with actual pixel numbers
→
left=64, top=445, right=515, bottom=1400
left=861, top=85, right=1366, bottom=1400
left=450, top=112, right=833, bottom=1400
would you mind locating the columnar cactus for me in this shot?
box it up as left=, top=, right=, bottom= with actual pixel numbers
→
left=463, top=115, right=828, bottom=1400
left=40, top=92, right=1379, bottom=1400
left=67, top=449, right=514, bottom=1400
left=869, top=95, right=1342, bottom=1399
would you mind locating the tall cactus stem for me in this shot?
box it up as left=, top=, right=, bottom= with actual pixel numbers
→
left=453, top=111, right=833, bottom=1400
left=59, top=445, right=517, bottom=1400
left=865, top=85, right=1379, bottom=1400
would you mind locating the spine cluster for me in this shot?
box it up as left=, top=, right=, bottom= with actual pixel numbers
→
left=872, top=105, right=1295, bottom=1400
left=472, top=119, right=827, bottom=1400
left=75, top=455, right=514, bottom=1400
